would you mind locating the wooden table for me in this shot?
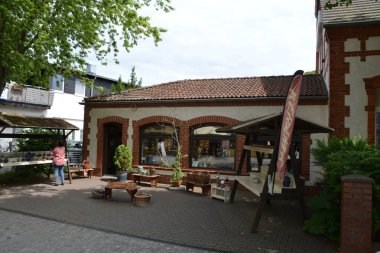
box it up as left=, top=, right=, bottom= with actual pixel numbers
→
left=132, top=173, right=159, bottom=187
left=104, top=181, right=138, bottom=202
left=186, top=181, right=211, bottom=196
left=69, top=168, right=94, bottom=179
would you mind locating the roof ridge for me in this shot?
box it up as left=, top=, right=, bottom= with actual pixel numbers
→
left=135, top=74, right=314, bottom=90
left=85, top=74, right=327, bottom=103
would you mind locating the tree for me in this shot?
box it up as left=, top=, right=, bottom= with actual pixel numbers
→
left=116, top=75, right=125, bottom=93
left=0, top=0, right=172, bottom=95
left=111, top=67, right=142, bottom=94
left=304, top=70, right=316, bottom=75
left=126, top=66, right=143, bottom=89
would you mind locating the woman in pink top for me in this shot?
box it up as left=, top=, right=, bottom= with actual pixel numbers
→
left=52, top=139, right=66, bottom=186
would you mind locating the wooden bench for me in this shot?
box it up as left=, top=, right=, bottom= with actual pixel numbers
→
left=185, top=181, right=211, bottom=196
left=69, top=167, right=94, bottom=179
left=131, top=173, right=159, bottom=187
left=104, top=181, right=138, bottom=202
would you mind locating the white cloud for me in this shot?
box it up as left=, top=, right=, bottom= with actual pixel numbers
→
left=90, top=0, right=316, bottom=86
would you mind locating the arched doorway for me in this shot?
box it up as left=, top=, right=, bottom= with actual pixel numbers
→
left=103, top=123, right=122, bottom=175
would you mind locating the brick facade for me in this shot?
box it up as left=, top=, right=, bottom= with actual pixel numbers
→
left=365, top=75, right=380, bottom=144
left=325, top=24, right=380, bottom=140
left=82, top=108, right=313, bottom=179
left=340, top=174, right=374, bottom=253
left=83, top=84, right=328, bottom=179
left=132, top=115, right=240, bottom=172
left=95, top=116, right=129, bottom=176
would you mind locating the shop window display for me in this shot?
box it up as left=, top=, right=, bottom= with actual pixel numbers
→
left=190, top=125, right=235, bottom=170
left=140, top=124, right=178, bottom=165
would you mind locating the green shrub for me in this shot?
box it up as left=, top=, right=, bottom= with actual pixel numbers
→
left=113, top=144, right=132, bottom=172
left=0, top=168, right=47, bottom=186
left=304, top=137, right=380, bottom=241
left=16, top=128, right=55, bottom=151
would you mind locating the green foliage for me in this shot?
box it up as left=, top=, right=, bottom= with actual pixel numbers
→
left=16, top=129, right=56, bottom=151
left=110, top=67, right=142, bottom=94
left=161, top=145, right=184, bottom=182
left=0, top=168, right=47, bottom=186
left=126, top=66, right=143, bottom=89
left=0, top=0, right=172, bottom=94
left=304, top=190, right=341, bottom=241
left=305, top=137, right=380, bottom=241
left=324, top=0, right=352, bottom=9
left=113, top=144, right=132, bottom=172
left=324, top=0, right=378, bottom=9
left=311, top=137, right=371, bottom=167
left=116, top=76, right=125, bottom=93
left=304, top=70, right=316, bottom=75
left=111, top=83, right=116, bottom=93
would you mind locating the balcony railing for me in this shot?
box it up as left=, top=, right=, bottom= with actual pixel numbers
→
left=6, top=85, right=54, bottom=106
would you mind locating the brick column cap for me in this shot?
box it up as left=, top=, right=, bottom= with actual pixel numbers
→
left=341, top=174, right=374, bottom=184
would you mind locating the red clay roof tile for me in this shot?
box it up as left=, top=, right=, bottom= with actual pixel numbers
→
left=85, top=74, right=327, bottom=103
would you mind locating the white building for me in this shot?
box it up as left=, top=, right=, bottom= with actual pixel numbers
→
left=0, top=66, right=123, bottom=151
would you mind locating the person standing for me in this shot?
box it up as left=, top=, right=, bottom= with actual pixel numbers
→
left=52, top=139, right=66, bottom=186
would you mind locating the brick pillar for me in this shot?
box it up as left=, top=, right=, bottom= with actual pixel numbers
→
left=340, top=174, right=374, bottom=253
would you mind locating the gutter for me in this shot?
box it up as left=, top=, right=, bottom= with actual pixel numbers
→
left=80, top=95, right=329, bottom=106
left=323, top=20, right=380, bottom=27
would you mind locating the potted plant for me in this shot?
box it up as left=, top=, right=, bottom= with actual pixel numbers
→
left=162, top=145, right=185, bottom=187
left=113, top=144, right=132, bottom=182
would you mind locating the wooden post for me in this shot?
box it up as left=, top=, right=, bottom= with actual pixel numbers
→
left=230, top=135, right=249, bottom=203
left=340, top=174, right=374, bottom=253
left=289, top=140, right=306, bottom=218
left=251, top=142, right=279, bottom=232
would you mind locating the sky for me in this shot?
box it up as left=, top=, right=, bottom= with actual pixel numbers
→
left=89, top=0, right=316, bottom=86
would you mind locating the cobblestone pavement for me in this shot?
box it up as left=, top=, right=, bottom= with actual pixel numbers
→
left=0, top=177, right=338, bottom=253
left=0, top=209, right=214, bottom=253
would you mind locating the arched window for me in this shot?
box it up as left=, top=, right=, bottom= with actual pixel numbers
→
left=140, top=123, right=178, bottom=165
left=190, top=124, right=235, bottom=170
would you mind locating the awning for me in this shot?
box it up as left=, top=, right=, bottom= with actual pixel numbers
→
left=0, top=112, right=79, bottom=138
left=216, top=112, right=334, bottom=135
left=0, top=112, right=78, bottom=130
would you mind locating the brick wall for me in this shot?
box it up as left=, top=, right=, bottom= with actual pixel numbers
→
left=95, top=116, right=129, bottom=176
left=132, top=115, right=239, bottom=172
left=84, top=95, right=322, bottom=179
left=340, top=174, right=374, bottom=253
left=326, top=24, right=380, bottom=140
left=365, top=75, right=380, bottom=144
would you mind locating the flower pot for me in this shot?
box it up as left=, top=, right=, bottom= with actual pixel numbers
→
left=171, top=180, right=182, bottom=187
left=116, top=172, right=128, bottom=182
left=134, top=192, right=152, bottom=206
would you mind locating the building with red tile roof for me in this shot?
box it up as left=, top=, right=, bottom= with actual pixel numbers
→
left=82, top=73, right=328, bottom=184
left=81, top=0, right=380, bottom=187
left=316, top=0, right=380, bottom=144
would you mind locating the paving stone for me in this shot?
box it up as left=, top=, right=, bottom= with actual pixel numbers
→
left=0, top=177, right=338, bottom=253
